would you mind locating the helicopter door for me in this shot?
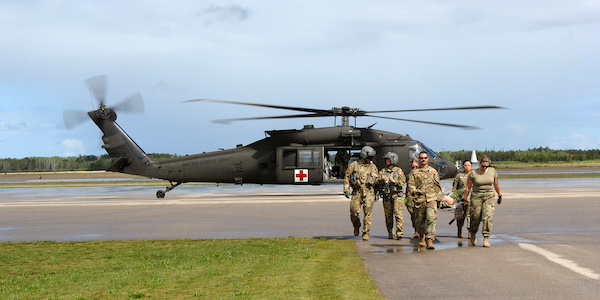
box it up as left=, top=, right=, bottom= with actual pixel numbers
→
left=276, top=146, right=324, bottom=184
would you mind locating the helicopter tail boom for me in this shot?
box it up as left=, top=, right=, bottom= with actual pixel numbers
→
left=88, top=110, right=158, bottom=178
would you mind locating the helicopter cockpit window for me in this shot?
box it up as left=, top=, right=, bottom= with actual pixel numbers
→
left=409, top=140, right=437, bottom=162
left=282, top=150, right=297, bottom=168
left=298, top=149, right=320, bottom=168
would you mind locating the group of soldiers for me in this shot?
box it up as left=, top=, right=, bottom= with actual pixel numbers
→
left=343, top=146, right=442, bottom=249
left=342, top=146, right=501, bottom=249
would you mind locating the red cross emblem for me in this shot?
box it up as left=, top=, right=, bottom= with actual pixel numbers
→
left=294, top=169, right=309, bottom=182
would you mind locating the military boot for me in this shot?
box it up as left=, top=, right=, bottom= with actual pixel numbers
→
left=395, top=231, right=402, bottom=240
left=483, top=237, right=490, bottom=248
left=363, top=234, right=370, bottom=241
left=426, top=238, right=435, bottom=249
left=469, top=233, right=477, bottom=246
left=457, top=227, right=463, bottom=238
left=413, top=232, right=420, bottom=238
left=418, top=235, right=426, bottom=247
left=353, top=227, right=360, bottom=236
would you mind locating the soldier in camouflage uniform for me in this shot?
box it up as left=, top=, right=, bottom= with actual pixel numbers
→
left=451, top=159, right=472, bottom=238
left=379, top=152, right=406, bottom=240
left=463, top=156, right=503, bottom=248
left=343, top=146, right=380, bottom=241
left=407, top=151, right=443, bottom=249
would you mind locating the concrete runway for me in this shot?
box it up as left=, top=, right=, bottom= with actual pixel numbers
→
left=1, top=178, right=600, bottom=299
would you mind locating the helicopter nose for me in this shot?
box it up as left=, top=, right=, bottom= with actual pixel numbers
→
left=433, top=159, right=458, bottom=179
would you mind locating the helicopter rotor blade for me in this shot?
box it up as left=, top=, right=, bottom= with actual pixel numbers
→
left=213, top=113, right=324, bottom=124
left=184, top=99, right=330, bottom=115
left=367, top=105, right=505, bottom=114
left=63, top=110, right=90, bottom=130
left=366, top=115, right=479, bottom=130
left=113, top=91, right=145, bottom=113
left=186, top=98, right=504, bottom=129
left=84, top=75, right=107, bottom=106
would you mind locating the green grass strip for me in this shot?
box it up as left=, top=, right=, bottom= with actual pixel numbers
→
left=0, top=238, right=383, bottom=299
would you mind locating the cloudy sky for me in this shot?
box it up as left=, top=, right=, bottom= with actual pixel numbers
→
left=1, top=0, right=599, bottom=159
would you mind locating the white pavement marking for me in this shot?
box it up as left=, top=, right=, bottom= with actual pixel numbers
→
left=518, top=243, right=600, bottom=280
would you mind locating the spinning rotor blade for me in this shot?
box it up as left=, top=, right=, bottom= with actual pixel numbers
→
left=213, top=113, right=324, bottom=124
left=184, top=99, right=330, bottom=115
left=113, top=92, right=145, bottom=113
left=65, top=75, right=145, bottom=130
left=63, top=110, right=91, bottom=130
left=186, top=98, right=504, bottom=129
left=368, top=105, right=505, bottom=114
left=84, top=75, right=107, bottom=105
left=367, top=115, right=479, bottom=130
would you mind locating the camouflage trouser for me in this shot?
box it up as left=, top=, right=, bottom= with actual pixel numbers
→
left=414, top=199, right=438, bottom=239
left=382, top=194, right=404, bottom=235
left=350, top=188, right=376, bottom=236
left=469, top=192, right=495, bottom=237
left=405, top=197, right=417, bottom=232
left=454, top=203, right=469, bottom=230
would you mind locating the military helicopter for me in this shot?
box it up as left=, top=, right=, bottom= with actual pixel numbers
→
left=65, top=75, right=503, bottom=198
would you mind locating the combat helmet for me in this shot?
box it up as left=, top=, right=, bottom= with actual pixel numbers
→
left=383, top=152, right=398, bottom=165
left=360, top=146, right=376, bottom=159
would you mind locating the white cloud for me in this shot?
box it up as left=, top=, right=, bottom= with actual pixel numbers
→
left=1, top=1, right=600, bottom=158
left=62, top=139, right=85, bottom=157
left=550, top=134, right=600, bottom=150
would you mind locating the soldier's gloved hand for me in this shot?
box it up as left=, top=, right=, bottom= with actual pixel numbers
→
left=344, top=189, right=351, bottom=199
left=497, top=195, right=503, bottom=204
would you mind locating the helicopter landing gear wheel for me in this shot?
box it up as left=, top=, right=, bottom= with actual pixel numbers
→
left=156, top=181, right=183, bottom=198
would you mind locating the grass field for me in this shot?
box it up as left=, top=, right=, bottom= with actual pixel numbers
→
left=0, top=238, right=383, bottom=299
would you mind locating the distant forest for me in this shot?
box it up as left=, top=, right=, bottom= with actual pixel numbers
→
left=1, top=148, right=599, bottom=172
left=437, top=147, right=600, bottom=164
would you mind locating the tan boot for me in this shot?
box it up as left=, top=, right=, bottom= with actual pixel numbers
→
left=483, top=237, right=490, bottom=248
left=413, top=232, right=420, bottom=238
left=426, top=238, right=435, bottom=249
left=419, top=235, right=426, bottom=247
left=363, top=234, right=370, bottom=241
left=469, top=233, right=477, bottom=246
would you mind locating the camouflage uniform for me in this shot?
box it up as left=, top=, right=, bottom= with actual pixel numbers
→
left=344, top=160, right=380, bottom=238
left=379, top=165, right=406, bottom=238
left=404, top=184, right=417, bottom=236
left=467, top=168, right=498, bottom=238
left=335, top=150, right=351, bottom=178
left=407, top=166, right=442, bottom=241
left=451, top=172, right=470, bottom=235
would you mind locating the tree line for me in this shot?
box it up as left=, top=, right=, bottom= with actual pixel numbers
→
left=438, top=147, right=600, bottom=164
left=1, top=148, right=599, bottom=172
left=0, top=154, right=179, bottom=173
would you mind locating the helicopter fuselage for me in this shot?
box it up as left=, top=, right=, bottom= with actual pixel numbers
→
left=91, top=109, right=457, bottom=191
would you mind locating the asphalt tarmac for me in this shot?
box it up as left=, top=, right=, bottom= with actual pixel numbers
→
left=1, top=178, right=600, bottom=299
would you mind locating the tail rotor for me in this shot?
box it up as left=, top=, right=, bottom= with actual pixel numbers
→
left=63, top=75, right=144, bottom=130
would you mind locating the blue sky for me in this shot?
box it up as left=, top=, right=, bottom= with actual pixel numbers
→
left=1, top=1, right=599, bottom=159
